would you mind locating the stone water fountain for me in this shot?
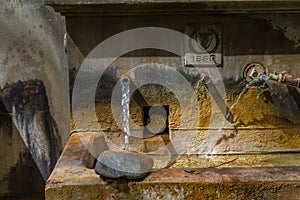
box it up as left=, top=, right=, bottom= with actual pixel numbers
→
left=45, top=1, right=300, bottom=199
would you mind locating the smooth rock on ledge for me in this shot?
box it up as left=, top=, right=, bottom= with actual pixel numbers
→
left=95, top=150, right=154, bottom=179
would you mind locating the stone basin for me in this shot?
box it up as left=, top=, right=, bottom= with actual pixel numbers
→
left=45, top=132, right=300, bottom=199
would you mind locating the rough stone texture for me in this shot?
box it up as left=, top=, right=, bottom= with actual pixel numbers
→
left=142, top=133, right=170, bottom=153
left=95, top=150, right=154, bottom=179
left=46, top=133, right=300, bottom=200
left=0, top=0, right=69, bottom=198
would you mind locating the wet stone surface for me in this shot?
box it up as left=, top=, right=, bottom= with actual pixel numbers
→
left=94, top=150, right=154, bottom=179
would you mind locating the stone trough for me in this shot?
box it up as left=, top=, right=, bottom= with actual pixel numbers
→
left=45, top=132, right=300, bottom=199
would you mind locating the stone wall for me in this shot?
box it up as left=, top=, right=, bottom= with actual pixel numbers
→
left=68, top=13, right=300, bottom=155
left=0, top=0, right=69, bottom=197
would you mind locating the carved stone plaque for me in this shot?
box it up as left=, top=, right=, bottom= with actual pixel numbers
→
left=184, top=24, right=223, bottom=67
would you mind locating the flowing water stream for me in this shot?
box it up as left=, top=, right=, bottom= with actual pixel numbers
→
left=199, top=75, right=270, bottom=156
left=121, top=78, right=131, bottom=151
left=226, top=74, right=270, bottom=120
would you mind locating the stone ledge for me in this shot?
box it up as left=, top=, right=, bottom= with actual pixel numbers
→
left=46, top=132, right=300, bottom=199
left=45, top=0, right=300, bottom=16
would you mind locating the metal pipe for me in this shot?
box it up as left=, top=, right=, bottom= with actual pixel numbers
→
left=269, top=71, right=300, bottom=88
left=199, top=72, right=233, bottom=123
left=122, top=75, right=148, bottom=107
left=200, top=72, right=211, bottom=84
left=121, top=76, right=130, bottom=85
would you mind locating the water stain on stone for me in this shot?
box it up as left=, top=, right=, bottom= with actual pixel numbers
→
left=0, top=99, right=44, bottom=198
left=0, top=79, right=62, bottom=180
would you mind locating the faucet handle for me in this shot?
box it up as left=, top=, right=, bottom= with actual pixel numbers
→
left=243, top=63, right=266, bottom=82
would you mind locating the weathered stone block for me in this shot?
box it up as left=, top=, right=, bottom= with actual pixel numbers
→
left=94, top=150, right=154, bottom=179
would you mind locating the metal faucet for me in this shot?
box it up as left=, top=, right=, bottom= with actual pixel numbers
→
left=269, top=71, right=300, bottom=88
left=243, top=63, right=300, bottom=88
